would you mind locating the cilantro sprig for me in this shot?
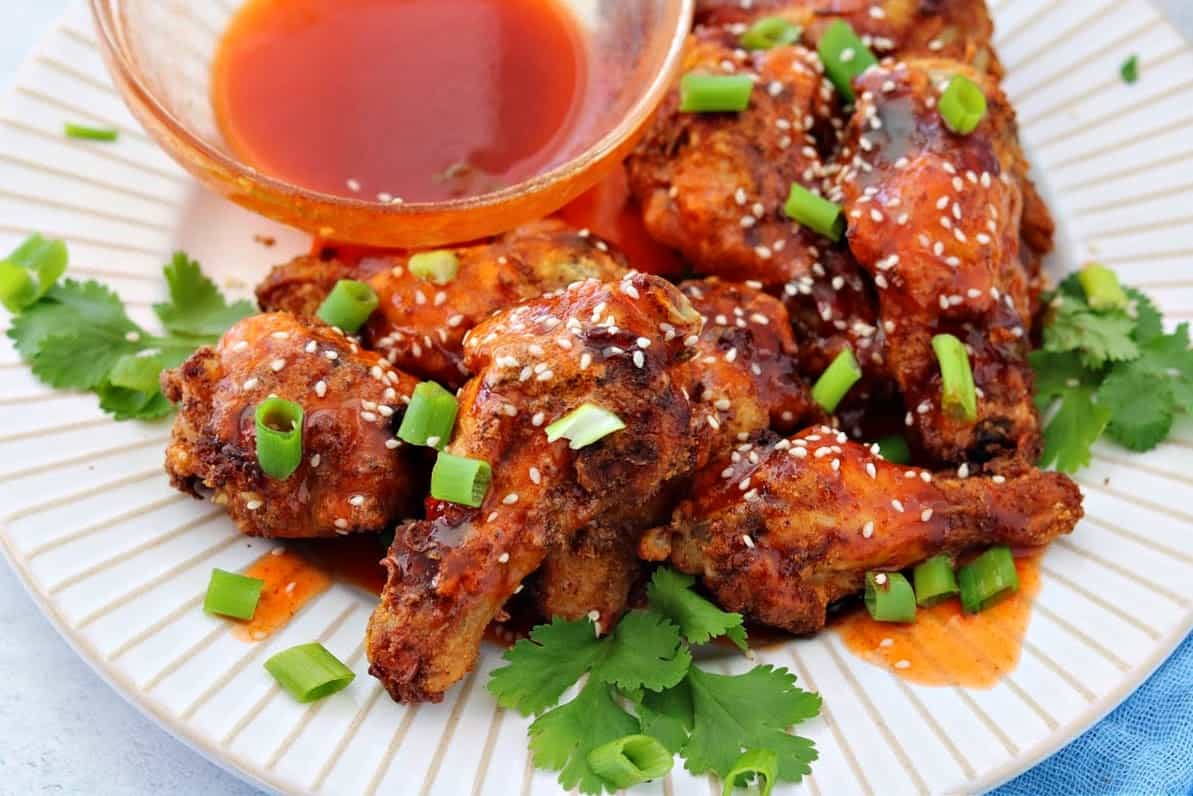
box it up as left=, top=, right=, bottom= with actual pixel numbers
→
left=1033, top=264, right=1193, bottom=471
left=488, top=568, right=821, bottom=794
left=3, top=236, right=254, bottom=420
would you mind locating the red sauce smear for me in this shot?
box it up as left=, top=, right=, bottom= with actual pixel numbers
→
left=233, top=547, right=332, bottom=641
left=213, top=0, right=589, bottom=202
left=834, top=553, right=1043, bottom=687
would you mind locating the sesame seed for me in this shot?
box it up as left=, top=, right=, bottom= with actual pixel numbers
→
left=349, top=495, right=365, bottom=507
left=310, top=453, right=321, bottom=467
left=531, top=412, right=545, bottom=427
left=895, top=659, right=911, bottom=670
left=742, top=534, right=756, bottom=549
left=242, top=377, right=259, bottom=390
left=862, top=521, right=875, bottom=538
left=270, top=358, right=286, bottom=372
left=498, top=552, right=510, bottom=564
left=892, top=499, right=904, bottom=512
left=360, top=411, right=378, bottom=422
left=866, top=462, right=877, bottom=479
left=314, top=380, right=327, bottom=398
left=992, top=474, right=1007, bottom=484
left=425, top=435, right=440, bottom=448
left=245, top=499, right=262, bottom=511
left=324, top=350, right=338, bottom=360
left=921, top=508, right=934, bottom=521
left=633, top=351, right=645, bottom=368
left=334, top=518, right=349, bottom=529
left=385, top=439, right=399, bottom=449
left=529, top=467, right=541, bottom=484
left=875, top=572, right=888, bottom=585
left=958, top=463, right=970, bottom=478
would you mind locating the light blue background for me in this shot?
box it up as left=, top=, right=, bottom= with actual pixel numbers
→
left=1, top=2, right=1190, bottom=794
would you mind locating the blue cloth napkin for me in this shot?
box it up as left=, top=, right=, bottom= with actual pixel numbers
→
left=991, top=631, right=1193, bottom=795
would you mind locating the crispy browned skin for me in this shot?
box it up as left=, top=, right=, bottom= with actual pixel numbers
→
left=366, top=274, right=704, bottom=702
left=161, top=313, right=420, bottom=538
left=830, top=59, right=1041, bottom=465
left=626, top=36, right=838, bottom=287
left=641, top=426, right=1083, bottom=634
left=257, top=220, right=627, bottom=387
left=695, top=0, right=1002, bottom=78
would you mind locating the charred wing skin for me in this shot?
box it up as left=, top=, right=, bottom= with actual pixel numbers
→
left=626, top=36, right=838, bottom=287
left=367, top=274, right=704, bottom=703
left=161, top=312, right=420, bottom=538
left=644, top=426, right=1082, bottom=634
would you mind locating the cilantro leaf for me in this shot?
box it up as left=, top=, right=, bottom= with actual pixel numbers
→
left=646, top=568, right=748, bottom=651
left=683, top=665, right=820, bottom=782
left=488, top=617, right=605, bottom=716
left=1126, top=288, right=1164, bottom=345
left=8, top=279, right=143, bottom=360
left=97, top=381, right=173, bottom=421
left=153, top=252, right=254, bottom=337
left=528, top=680, right=639, bottom=795
left=590, top=611, right=691, bottom=693
left=637, top=680, right=693, bottom=754
left=1043, top=294, right=1139, bottom=369
left=1097, top=324, right=1193, bottom=451
left=1039, top=385, right=1112, bottom=472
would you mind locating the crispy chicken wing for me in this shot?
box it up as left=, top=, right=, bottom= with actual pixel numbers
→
left=641, top=426, right=1082, bottom=634
left=366, top=274, right=704, bottom=702
left=257, top=220, right=627, bottom=387
left=830, top=59, right=1042, bottom=465
left=161, top=312, right=421, bottom=538
left=626, top=35, right=838, bottom=287
left=695, top=0, right=1002, bottom=78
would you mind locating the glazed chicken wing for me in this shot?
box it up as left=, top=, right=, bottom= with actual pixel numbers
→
left=162, top=312, right=420, bottom=538
left=830, top=59, right=1043, bottom=465
left=366, top=274, right=704, bottom=702
left=626, top=35, right=838, bottom=287
left=641, top=426, right=1082, bottom=634
left=257, top=220, right=626, bottom=387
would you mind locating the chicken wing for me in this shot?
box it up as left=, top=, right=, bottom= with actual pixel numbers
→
left=162, top=312, right=421, bottom=538
left=366, top=273, right=704, bottom=702
left=257, top=220, right=627, bottom=387
left=641, top=426, right=1082, bottom=634
left=830, top=58, right=1042, bottom=466
left=625, top=35, right=838, bottom=287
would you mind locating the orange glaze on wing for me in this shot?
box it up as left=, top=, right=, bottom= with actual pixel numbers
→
left=233, top=548, right=332, bottom=641
left=835, top=552, right=1041, bottom=686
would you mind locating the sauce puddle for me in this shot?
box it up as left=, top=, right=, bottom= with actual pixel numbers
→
left=834, top=553, right=1042, bottom=687
left=233, top=547, right=332, bottom=641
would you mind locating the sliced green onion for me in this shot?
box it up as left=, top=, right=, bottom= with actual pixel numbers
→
left=430, top=452, right=492, bottom=507
left=679, top=73, right=753, bottom=113
left=588, top=734, right=673, bottom=789
left=931, top=334, right=977, bottom=422
left=875, top=434, right=911, bottom=464
left=1120, top=54, right=1139, bottom=85
left=864, top=571, right=916, bottom=622
left=811, top=348, right=862, bottom=412
left=913, top=555, right=959, bottom=607
left=408, top=250, right=460, bottom=285
left=316, top=279, right=378, bottom=333
left=0, top=260, right=36, bottom=312
left=939, top=75, right=987, bottom=135
left=265, top=642, right=356, bottom=702
left=817, top=20, right=877, bottom=102
left=723, top=748, right=778, bottom=796
left=740, top=16, right=801, bottom=51
left=204, top=568, right=265, bottom=620
left=1078, top=263, right=1129, bottom=311
left=255, top=397, right=304, bottom=479
left=784, top=183, right=845, bottom=242
left=545, top=403, right=626, bottom=450
left=397, top=381, right=459, bottom=449
left=64, top=122, right=118, bottom=141
left=958, top=546, right=1019, bottom=613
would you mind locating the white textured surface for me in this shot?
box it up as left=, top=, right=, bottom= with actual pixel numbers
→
left=0, top=2, right=1191, bottom=796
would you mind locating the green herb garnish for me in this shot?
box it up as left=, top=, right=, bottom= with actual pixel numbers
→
left=1120, top=55, right=1139, bottom=85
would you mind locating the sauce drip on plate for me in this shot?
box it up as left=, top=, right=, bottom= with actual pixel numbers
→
left=233, top=547, right=332, bottom=641
left=213, top=0, right=589, bottom=202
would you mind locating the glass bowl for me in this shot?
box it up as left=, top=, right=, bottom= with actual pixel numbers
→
left=89, top=0, right=693, bottom=248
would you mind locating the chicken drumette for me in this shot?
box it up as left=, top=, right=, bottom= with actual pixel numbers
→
left=366, top=273, right=705, bottom=702
left=830, top=59, right=1044, bottom=465
left=162, top=312, right=421, bottom=538
left=641, top=426, right=1083, bottom=634
left=257, top=220, right=626, bottom=387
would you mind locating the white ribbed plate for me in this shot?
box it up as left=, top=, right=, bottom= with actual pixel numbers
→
left=2, top=1, right=1192, bottom=794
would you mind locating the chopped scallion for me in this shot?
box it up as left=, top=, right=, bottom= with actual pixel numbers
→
left=1078, top=263, right=1129, bottom=311
left=255, top=397, right=304, bottom=479
left=875, top=434, right=911, bottom=464
left=264, top=642, right=355, bottom=702
left=913, top=555, right=959, bottom=607
left=784, top=183, right=845, bottom=242
left=64, top=122, right=118, bottom=141
left=409, top=250, right=460, bottom=285
left=817, top=20, right=877, bottom=102
left=740, top=16, right=801, bottom=51
left=316, top=279, right=378, bottom=333
left=203, top=568, right=264, bottom=620
left=587, top=734, right=673, bottom=790
left=811, top=348, right=862, bottom=412
left=430, top=452, right=492, bottom=507
left=723, top=748, right=778, bottom=796
left=864, top=571, right=917, bottom=622
left=397, top=381, right=459, bottom=448
left=679, top=73, right=754, bottom=113
left=939, top=75, right=987, bottom=135
left=931, top=333, right=977, bottom=422
left=0, top=261, right=36, bottom=312
left=958, top=546, right=1019, bottom=613
left=545, top=403, right=625, bottom=450
left=0, top=234, right=67, bottom=311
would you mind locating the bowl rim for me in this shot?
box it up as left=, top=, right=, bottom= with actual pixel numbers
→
left=87, top=0, right=694, bottom=219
